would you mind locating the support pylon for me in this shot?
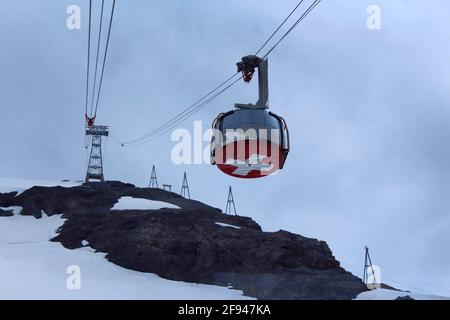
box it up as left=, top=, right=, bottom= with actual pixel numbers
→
left=363, top=246, right=378, bottom=289
left=225, top=186, right=237, bottom=216
left=85, top=125, right=109, bottom=183
left=149, top=165, right=159, bottom=188
left=180, top=172, right=191, bottom=199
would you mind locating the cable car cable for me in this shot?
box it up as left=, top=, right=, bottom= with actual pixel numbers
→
left=84, top=0, right=93, bottom=149
left=255, top=0, right=305, bottom=56
left=85, top=0, right=92, bottom=117
left=94, top=0, right=116, bottom=117
left=126, top=76, right=243, bottom=147
left=89, top=0, right=105, bottom=117
left=121, top=1, right=306, bottom=146
left=125, top=76, right=243, bottom=147
left=122, top=72, right=240, bottom=146
left=120, top=0, right=321, bottom=147
left=262, top=0, right=322, bottom=59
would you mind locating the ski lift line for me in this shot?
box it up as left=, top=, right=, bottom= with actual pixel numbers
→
left=334, top=246, right=450, bottom=295
left=380, top=267, right=450, bottom=296
left=335, top=246, right=450, bottom=294
left=254, top=0, right=305, bottom=56
left=125, top=75, right=243, bottom=147
left=339, top=260, right=434, bottom=296
left=380, top=275, right=435, bottom=296
left=369, top=251, right=450, bottom=294
left=120, top=0, right=320, bottom=147
left=262, top=0, right=322, bottom=59
left=94, top=0, right=116, bottom=117
left=121, top=72, right=241, bottom=146
left=343, top=246, right=450, bottom=294
left=89, top=0, right=106, bottom=117
left=380, top=265, right=450, bottom=295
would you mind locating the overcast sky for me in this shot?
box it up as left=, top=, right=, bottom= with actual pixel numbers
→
left=1, top=0, right=450, bottom=296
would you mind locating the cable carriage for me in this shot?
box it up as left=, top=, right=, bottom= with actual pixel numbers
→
left=211, top=56, right=290, bottom=179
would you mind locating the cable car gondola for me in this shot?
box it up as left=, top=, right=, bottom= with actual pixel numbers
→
left=210, top=56, right=290, bottom=179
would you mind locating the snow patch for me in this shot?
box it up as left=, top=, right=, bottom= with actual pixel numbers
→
left=112, top=196, right=180, bottom=211
left=0, top=213, right=251, bottom=300
left=0, top=213, right=64, bottom=244
left=215, top=222, right=241, bottom=230
left=355, top=289, right=450, bottom=300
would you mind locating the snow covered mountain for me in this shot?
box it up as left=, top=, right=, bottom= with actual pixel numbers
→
left=0, top=211, right=249, bottom=300
left=0, top=179, right=448, bottom=300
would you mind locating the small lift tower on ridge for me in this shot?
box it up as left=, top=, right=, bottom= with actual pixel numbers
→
left=363, top=246, right=379, bottom=289
left=225, top=186, right=237, bottom=216
left=149, top=165, right=159, bottom=188
left=180, top=172, right=191, bottom=199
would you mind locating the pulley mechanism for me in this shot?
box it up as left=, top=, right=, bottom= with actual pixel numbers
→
left=237, top=55, right=263, bottom=83
left=85, top=114, right=96, bottom=127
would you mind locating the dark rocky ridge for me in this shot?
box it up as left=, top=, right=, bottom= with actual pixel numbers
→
left=0, top=208, right=14, bottom=217
left=0, top=181, right=368, bottom=300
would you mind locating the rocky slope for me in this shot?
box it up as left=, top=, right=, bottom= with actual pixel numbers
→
left=0, top=181, right=368, bottom=300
